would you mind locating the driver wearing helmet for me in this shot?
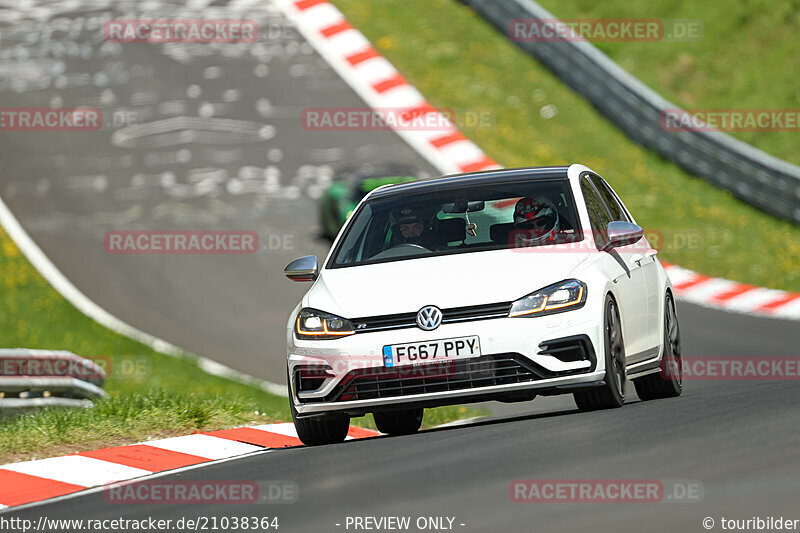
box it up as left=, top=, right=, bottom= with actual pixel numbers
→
left=513, top=196, right=560, bottom=246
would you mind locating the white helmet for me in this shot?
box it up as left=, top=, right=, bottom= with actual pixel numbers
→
left=513, top=196, right=560, bottom=245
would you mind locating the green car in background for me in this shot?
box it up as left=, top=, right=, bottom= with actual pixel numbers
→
left=319, top=163, right=422, bottom=240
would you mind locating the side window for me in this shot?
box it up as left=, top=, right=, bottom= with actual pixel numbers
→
left=590, top=175, right=629, bottom=222
left=580, top=176, right=612, bottom=249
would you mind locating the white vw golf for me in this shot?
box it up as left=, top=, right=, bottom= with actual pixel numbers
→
left=284, top=164, right=682, bottom=445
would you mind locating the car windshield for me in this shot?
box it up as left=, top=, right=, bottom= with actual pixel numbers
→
left=329, top=178, right=582, bottom=267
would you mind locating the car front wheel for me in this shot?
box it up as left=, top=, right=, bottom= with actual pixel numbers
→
left=574, top=294, right=626, bottom=411
left=291, top=408, right=350, bottom=446
left=289, top=379, right=349, bottom=445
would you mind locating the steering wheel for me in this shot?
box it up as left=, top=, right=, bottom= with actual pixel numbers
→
left=371, top=243, right=432, bottom=260
left=393, top=243, right=429, bottom=251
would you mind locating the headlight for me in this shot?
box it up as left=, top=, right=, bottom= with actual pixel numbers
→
left=509, top=279, right=587, bottom=317
left=295, top=308, right=355, bottom=339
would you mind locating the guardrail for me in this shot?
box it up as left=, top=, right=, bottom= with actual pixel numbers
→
left=0, top=349, right=107, bottom=417
left=461, top=0, right=800, bottom=224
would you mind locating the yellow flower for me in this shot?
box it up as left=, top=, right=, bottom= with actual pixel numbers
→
left=377, top=37, right=393, bottom=50
left=535, top=145, right=552, bottom=160
left=2, top=236, right=21, bottom=258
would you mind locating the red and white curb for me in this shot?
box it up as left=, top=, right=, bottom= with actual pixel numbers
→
left=273, top=0, right=501, bottom=176
left=662, top=263, right=800, bottom=319
left=0, top=424, right=379, bottom=509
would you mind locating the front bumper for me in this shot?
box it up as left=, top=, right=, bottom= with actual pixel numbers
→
left=288, top=308, right=604, bottom=418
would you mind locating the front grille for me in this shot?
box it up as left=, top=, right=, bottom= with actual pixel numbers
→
left=352, top=312, right=416, bottom=333
left=301, top=353, right=582, bottom=403
left=351, top=302, right=511, bottom=333
left=442, top=302, right=512, bottom=322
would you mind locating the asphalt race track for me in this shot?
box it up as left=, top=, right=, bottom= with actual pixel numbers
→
left=2, top=1, right=799, bottom=531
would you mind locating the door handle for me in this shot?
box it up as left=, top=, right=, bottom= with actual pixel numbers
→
left=632, top=249, right=658, bottom=266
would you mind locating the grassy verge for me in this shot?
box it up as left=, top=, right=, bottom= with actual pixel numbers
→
left=0, top=227, right=484, bottom=462
left=0, top=391, right=282, bottom=464
left=535, top=0, right=800, bottom=166
left=329, top=0, right=800, bottom=292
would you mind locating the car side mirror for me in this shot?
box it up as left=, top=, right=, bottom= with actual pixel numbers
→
left=603, top=221, right=644, bottom=251
left=284, top=255, right=319, bottom=282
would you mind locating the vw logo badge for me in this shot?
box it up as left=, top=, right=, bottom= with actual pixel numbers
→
left=416, top=305, right=443, bottom=331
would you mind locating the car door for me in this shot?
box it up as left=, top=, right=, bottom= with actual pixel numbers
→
left=591, top=176, right=660, bottom=354
left=580, top=175, right=650, bottom=362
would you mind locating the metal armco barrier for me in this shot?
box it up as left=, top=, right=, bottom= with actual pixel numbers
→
left=0, top=349, right=107, bottom=417
left=461, top=0, right=800, bottom=223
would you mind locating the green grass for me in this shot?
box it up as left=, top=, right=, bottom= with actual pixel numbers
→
left=0, top=390, right=280, bottom=463
left=329, top=0, right=800, bottom=291
left=0, top=227, right=483, bottom=462
left=534, top=0, right=800, bottom=166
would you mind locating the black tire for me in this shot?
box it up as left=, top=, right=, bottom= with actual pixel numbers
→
left=574, top=295, right=626, bottom=411
left=373, top=409, right=423, bottom=436
left=289, top=380, right=349, bottom=446
left=634, top=293, right=683, bottom=400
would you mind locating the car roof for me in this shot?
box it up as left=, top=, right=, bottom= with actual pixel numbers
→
left=367, top=166, right=571, bottom=199
left=336, top=163, right=420, bottom=183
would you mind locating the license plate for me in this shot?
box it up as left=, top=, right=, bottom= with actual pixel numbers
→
left=382, top=336, right=481, bottom=368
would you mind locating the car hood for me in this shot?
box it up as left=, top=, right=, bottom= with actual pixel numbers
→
left=305, top=249, right=592, bottom=318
